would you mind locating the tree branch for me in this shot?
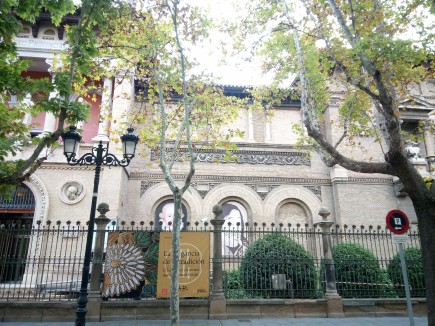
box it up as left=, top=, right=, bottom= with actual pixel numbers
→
left=282, top=0, right=395, bottom=176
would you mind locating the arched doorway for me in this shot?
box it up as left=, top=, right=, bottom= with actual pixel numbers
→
left=0, top=184, right=35, bottom=283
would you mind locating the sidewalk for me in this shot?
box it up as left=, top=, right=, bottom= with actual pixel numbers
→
left=1, top=317, right=428, bottom=326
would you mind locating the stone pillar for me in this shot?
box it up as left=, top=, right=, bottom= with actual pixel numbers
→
left=209, top=204, right=227, bottom=319
left=314, top=207, right=344, bottom=318
left=265, top=120, right=272, bottom=142
left=247, top=109, right=254, bottom=141
left=111, top=72, right=134, bottom=135
left=42, top=108, right=56, bottom=134
left=423, top=119, right=435, bottom=173
left=87, top=203, right=110, bottom=322
left=43, top=59, right=57, bottom=135
left=92, top=77, right=112, bottom=144
left=22, top=94, right=33, bottom=126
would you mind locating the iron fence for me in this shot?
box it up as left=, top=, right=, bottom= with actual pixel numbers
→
left=329, top=224, right=424, bottom=298
left=0, top=221, right=86, bottom=301
left=221, top=223, right=322, bottom=299
left=0, top=220, right=424, bottom=302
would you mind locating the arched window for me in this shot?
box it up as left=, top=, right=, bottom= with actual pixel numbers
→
left=17, top=27, right=31, bottom=38
left=277, top=201, right=309, bottom=227
left=154, top=200, right=188, bottom=231
left=220, top=201, right=249, bottom=257
left=42, top=29, right=56, bottom=40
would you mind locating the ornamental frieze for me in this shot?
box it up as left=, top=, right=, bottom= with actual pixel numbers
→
left=190, top=183, right=218, bottom=199
left=140, top=178, right=323, bottom=201
left=304, top=186, right=322, bottom=201
left=150, top=148, right=310, bottom=166
left=140, top=181, right=159, bottom=198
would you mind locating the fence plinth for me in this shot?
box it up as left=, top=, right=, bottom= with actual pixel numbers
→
left=314, top=207, right=344, bottom=317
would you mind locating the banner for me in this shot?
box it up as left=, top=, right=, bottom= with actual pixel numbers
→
left=157, top=232, right=210, bottom=298
left=102, top=231, right=159, bottom=299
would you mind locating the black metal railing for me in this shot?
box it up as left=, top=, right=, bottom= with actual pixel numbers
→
left=0, top=221, right=86, bottom=301
left=0, top=220, right=424, bottom=301
left=0, top=185, right=35, bottom=210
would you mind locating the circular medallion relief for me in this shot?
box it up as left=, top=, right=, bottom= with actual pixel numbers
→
left=59, top=181, right=86, bottom=205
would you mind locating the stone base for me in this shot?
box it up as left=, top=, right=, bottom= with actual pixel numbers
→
left=86, top=292, right=101, bottom=322
left=326, top=296, right=344, bottom=318
left=209, top=298, right=227, bottom=320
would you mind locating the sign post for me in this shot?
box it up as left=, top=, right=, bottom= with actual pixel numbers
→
left=386, top=210, right=414, bottom=326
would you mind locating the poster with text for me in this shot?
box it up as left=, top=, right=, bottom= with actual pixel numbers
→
left=102, top=231, right=159, bottom=299
left=156, top=232, right=210, bottom=298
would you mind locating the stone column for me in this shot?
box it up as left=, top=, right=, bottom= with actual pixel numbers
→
left=423, top=119, right=435, bottom=173
left=92, top=77, right=112, bottom=144
left=247, top=109, right=254, bottom=141
left=314, top=207, right=344, bottom=318
left=209, top=204, right=227, bottom=319
left=87, top=203, right=110, bottom=322
left=265, top=120, right=272, bottom=142
left=21, top=94, right=33, bottom=126
left=43, top=59, right=57, bottom=135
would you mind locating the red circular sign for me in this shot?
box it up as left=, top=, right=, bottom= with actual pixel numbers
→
left=386, top=210, right=410, bottom=234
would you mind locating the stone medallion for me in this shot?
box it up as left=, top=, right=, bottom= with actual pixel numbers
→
left=59, top=180, right=86, bottom=204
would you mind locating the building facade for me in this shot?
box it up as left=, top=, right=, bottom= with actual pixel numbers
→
left=2, top=15, right=435, bottom=252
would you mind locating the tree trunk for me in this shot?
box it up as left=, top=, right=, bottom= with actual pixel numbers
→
left=170, top=191, right=183, bottom=326
left=410, top=195, right=435, bottom=326
left=394, top=156, right=435, bottom=326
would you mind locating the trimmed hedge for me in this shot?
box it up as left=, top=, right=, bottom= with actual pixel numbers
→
left=239, top=233, right=317, bottom=298
left=387, top=247, right=425, bottom=297
left=328, top=243, right=395, bottom=298
left=223, top=269, right=247, bottom=298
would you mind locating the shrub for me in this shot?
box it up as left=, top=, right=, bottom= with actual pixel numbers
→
left=327, top=243, right=395, bottom=298
left=223, top=269, right=247, bottom=298
left=239, top=233, right=317, bottom=298
left=387, top=247, right=425, bottom=297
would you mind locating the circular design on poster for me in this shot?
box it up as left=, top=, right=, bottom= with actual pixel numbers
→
left=164, top=242, right=203, bottom=285
left=103, top=243, right=146, bottom=297
left=59, top=180, right=86, bottom=205
left=386, top=210, right=410, bottom=235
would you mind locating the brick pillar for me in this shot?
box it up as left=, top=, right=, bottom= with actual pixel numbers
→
left=314, top=207, right=344, bottom=318
left=87, top=203, right=110, bottom=322
left=209, top=204, right=227, bottom=319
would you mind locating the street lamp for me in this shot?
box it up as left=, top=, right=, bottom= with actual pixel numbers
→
left=61, top=126, right=139, bottom=326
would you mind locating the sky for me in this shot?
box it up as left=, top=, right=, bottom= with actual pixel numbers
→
left=186, top=0, right=273, bottom=87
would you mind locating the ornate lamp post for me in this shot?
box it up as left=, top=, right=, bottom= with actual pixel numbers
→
left=61, top=126, right=139, bottom=326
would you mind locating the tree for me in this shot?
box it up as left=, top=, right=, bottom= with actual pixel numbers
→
left=0, top=0, right=127, bottom=195
left=229, top=0, right=435, bottom=323
left=97, top=2, right=245, bottom=325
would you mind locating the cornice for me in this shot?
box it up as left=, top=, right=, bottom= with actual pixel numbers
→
left=131, top=173, right=331, bottom=184
left=347, top=177, right=393, bottom=183
left=39, top=163, right=98, bottom=171
left=132, top=172, right=391, bottom=183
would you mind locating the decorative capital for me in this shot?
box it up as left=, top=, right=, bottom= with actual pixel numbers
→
left=212, top=204, right=223, bottom=218
left=318, top=206, right=331, bottom=219
left=97, top=202, right=110, bottom=216
left=210, top=219, right=225, bottom=229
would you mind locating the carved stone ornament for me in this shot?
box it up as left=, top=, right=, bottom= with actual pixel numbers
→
left=59, top=181, right=86, bottom=204
left=151, top=148, right=310, bottom=166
